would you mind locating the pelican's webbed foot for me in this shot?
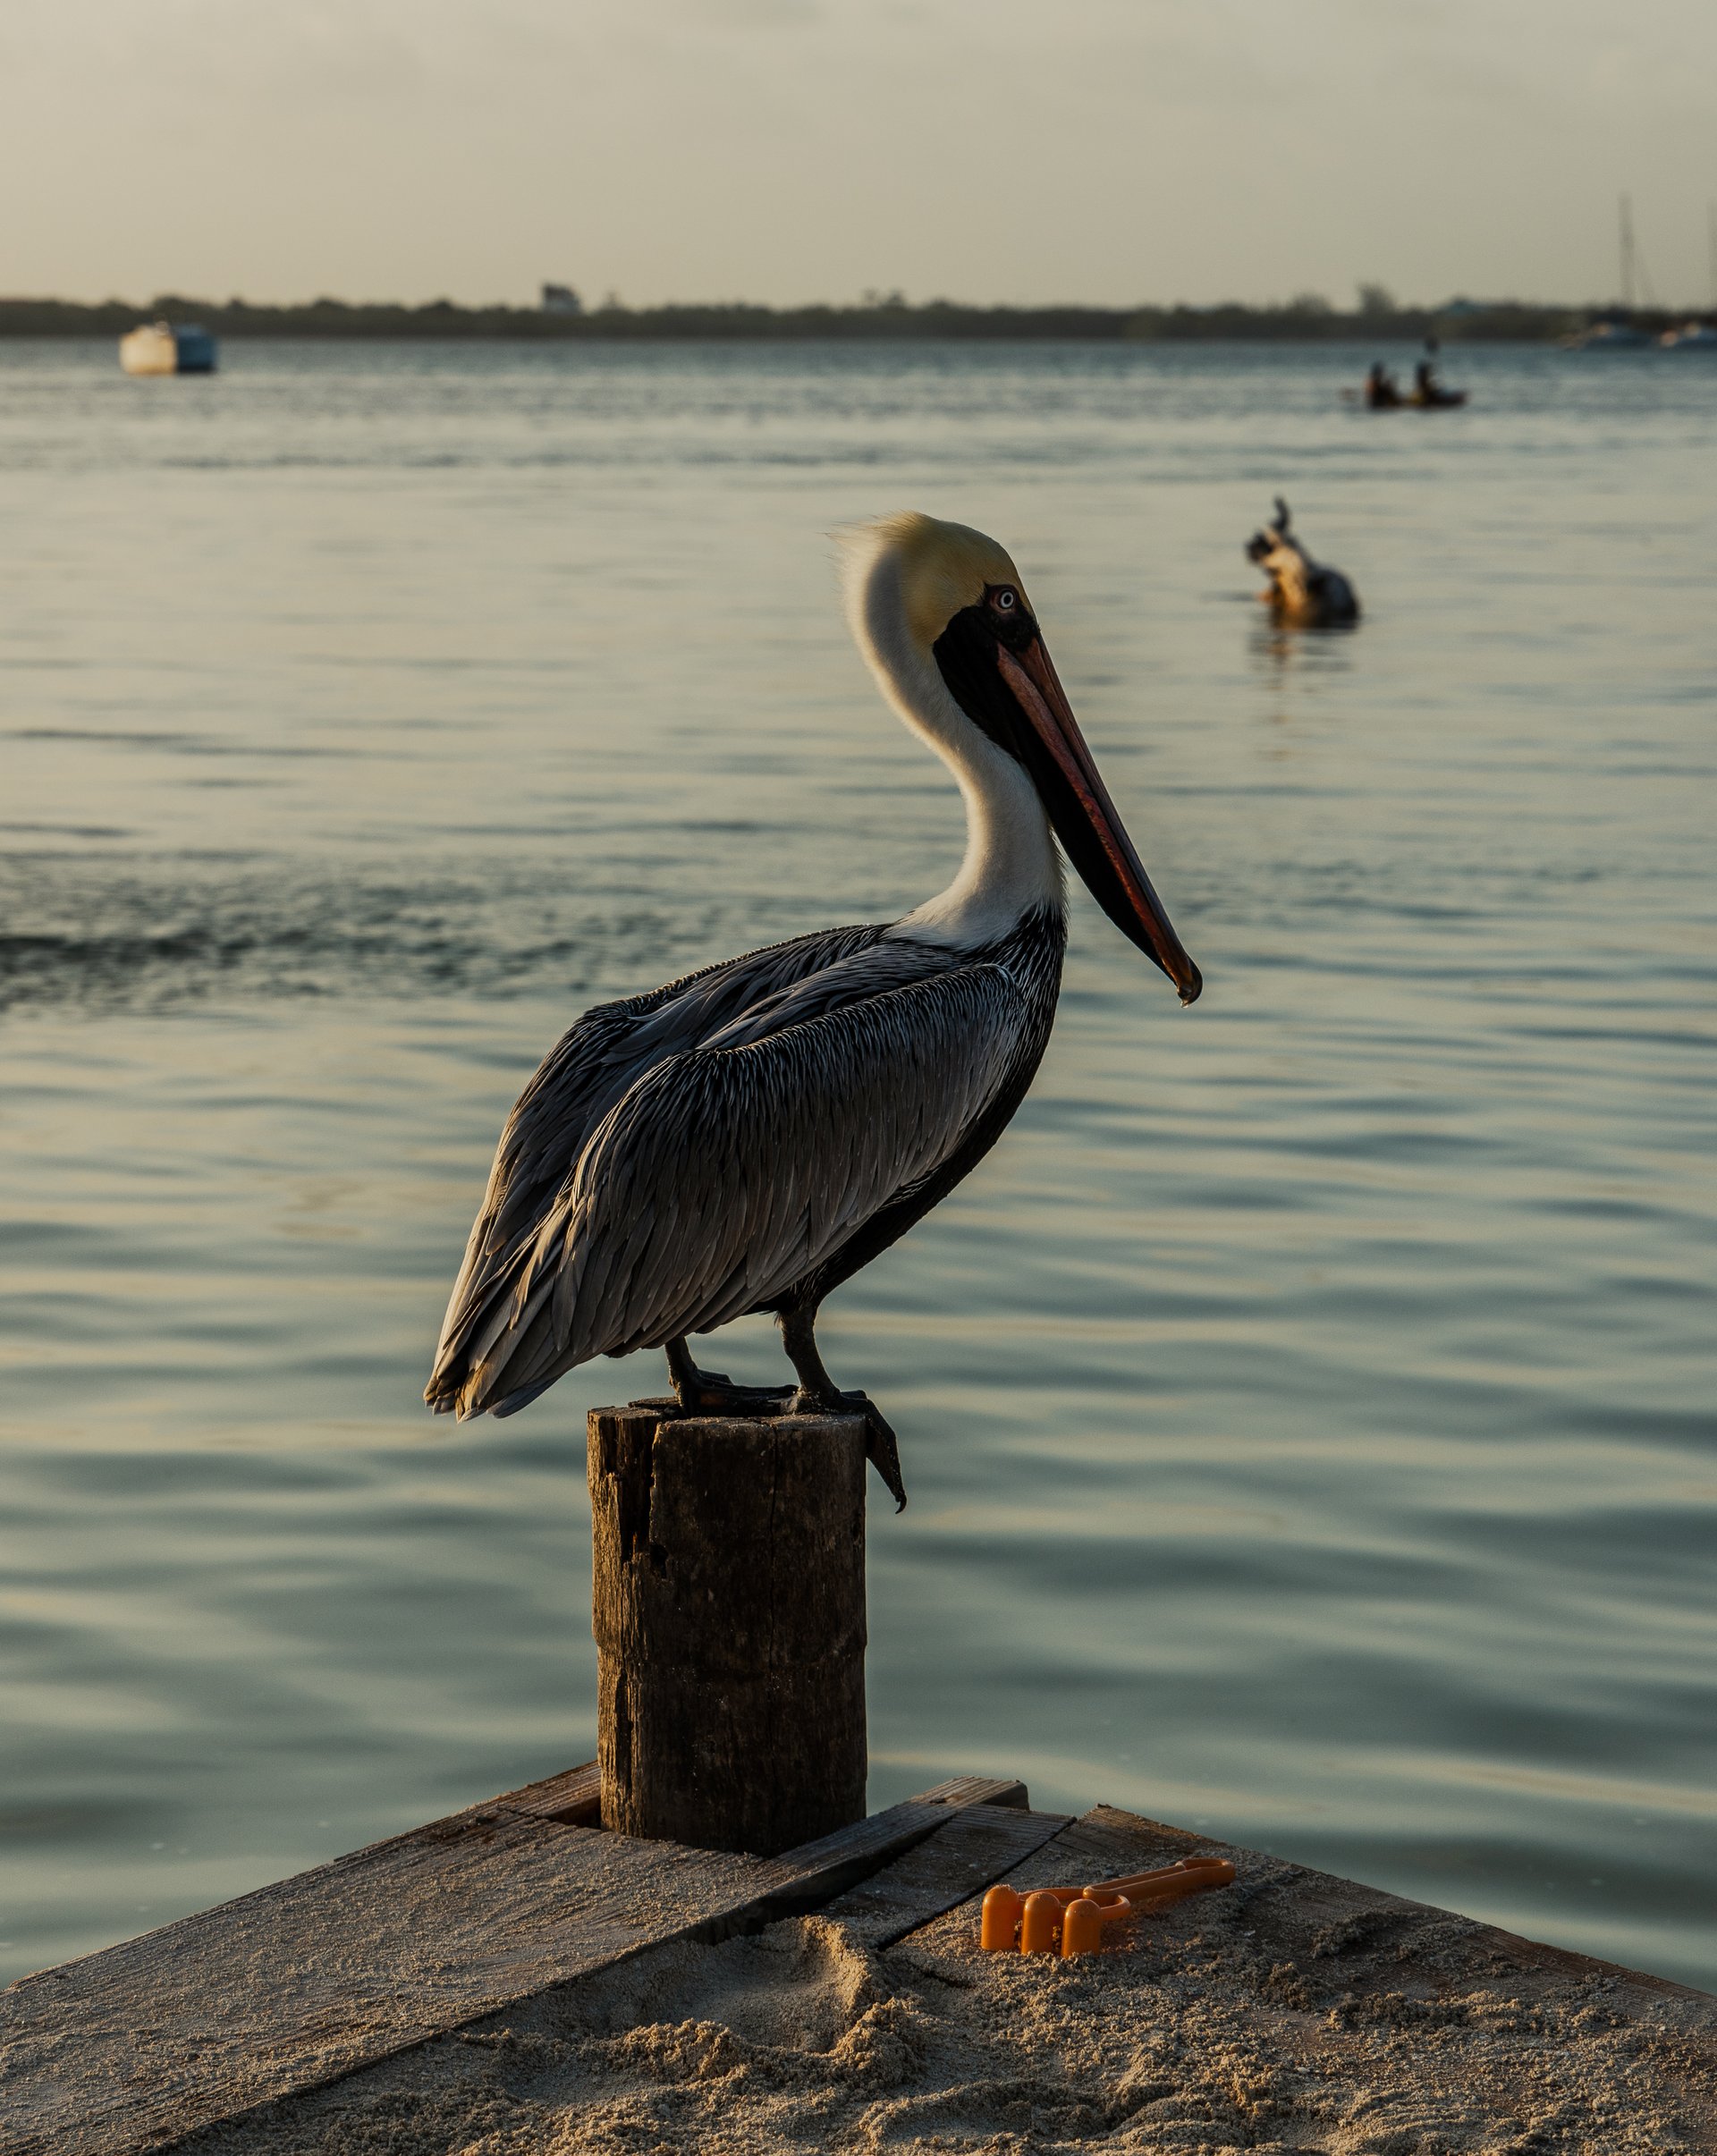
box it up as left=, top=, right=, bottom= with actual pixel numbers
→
left=665, top=1328, right=909, bottom=1511
left=665, top=1337, right=795, bottom=1418
left=777, top=1305, right=907, bottom=1511
left=785, top=1382, right=905, bottom=1511
left=857, top=1394, right=909, bottom=1513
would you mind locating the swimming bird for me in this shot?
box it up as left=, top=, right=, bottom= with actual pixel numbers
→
left=425, top=513, right=1201, bottom=1506
left=1246, top=498, right=1360, bottom=626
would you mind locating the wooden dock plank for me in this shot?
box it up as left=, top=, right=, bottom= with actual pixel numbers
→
left=493, top=1763, right=1024, bottom=1833
left=21, top=1793, right=1710, bottom=2156
left=906, top=1772, right=1030, bottom=1810
left=819, top=1799, right=1071, bottom=1949
left=490, top=1759, right=602, bottom=1828
left=0, top=1805, right=741, bottom=2156
left=1058, top=1803, right=1717, bottom=2016
left=680, top=1795, right=983, bottom=1940
left=0, top=1774, right=1010, bottom=2156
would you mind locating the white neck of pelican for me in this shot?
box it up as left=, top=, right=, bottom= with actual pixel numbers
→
left=847, top=548, right=1064, bottom=949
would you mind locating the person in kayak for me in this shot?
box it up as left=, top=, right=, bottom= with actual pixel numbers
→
left=1414, top=338, right=1448, bottom=403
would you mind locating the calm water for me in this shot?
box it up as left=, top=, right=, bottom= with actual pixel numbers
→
left=1, top=340, right=1713, bottom=1989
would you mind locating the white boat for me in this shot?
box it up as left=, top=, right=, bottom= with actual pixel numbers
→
left=1561, top=319, right=1654, bottom=351
left=1660, top=320, right=1717, bottom=350
left=119, top=320, right=218, bottom=376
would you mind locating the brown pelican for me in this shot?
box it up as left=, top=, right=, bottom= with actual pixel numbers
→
left=1246, top=498, right=1360, bottom=626
left=426, top=513, right=1201, bottom=1506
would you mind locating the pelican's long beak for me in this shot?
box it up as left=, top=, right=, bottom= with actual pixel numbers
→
left=997, top=638, right=1202, bottom=1005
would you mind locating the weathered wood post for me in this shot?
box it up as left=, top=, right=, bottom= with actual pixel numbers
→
left=588, top=1402, right=868, bottom=1856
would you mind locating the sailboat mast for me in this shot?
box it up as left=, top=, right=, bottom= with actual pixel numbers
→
left=1619, top=193, right=1636, bottom=312
left=1708, top=200, right=1717, bottom=311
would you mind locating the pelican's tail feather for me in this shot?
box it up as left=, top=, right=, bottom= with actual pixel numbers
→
left=487, top=1375, right=561, bottom=1419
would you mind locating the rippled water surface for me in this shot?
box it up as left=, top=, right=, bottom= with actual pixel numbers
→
left=2, top=340, right=1713, bottom=1988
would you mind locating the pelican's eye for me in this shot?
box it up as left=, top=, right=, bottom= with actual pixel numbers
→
left=980, top=581, right=1032, bottom=647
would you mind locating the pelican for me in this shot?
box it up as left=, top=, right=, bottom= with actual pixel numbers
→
left=1246, top=498, right=1360, bottom=626
left=426, top=513, right=1201, bottom=1506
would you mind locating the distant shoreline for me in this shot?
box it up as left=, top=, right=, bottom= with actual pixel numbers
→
left=3, top=296, right=1701, bottom=342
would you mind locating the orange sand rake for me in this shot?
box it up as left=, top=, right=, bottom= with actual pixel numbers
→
left=980, top=1855, right=1236, bottom=1958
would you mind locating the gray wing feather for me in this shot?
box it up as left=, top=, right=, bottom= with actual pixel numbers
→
left=429, top=922, right=944, bottom=1397
left=453, top=955, right=1028, bottom=1416
left=427, top=922, right=889, bottom=1405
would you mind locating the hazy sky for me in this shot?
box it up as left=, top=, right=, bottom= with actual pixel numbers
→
left=5, top=0, right=1714, bottom=309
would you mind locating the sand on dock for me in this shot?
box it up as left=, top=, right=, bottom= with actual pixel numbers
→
left=182, top=1805, right=1715, bottom=2156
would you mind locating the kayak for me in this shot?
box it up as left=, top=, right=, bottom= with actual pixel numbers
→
left=1341, top=386, right=1468, bottom=410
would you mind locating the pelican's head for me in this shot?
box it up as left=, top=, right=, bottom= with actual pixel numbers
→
left=840, top=512, right=1200, bottom=1005
left=1245, top=495, right=1309, bottom=608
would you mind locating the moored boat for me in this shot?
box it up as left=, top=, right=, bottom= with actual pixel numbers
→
left=1561, top=318, right=1653, bottom=351
left=119, top=320, right=218, bottom=375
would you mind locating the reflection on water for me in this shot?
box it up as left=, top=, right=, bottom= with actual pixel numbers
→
left=1, top=341, right=1713, bottom=1988
left=1247, top=614, right=1363, bottom=688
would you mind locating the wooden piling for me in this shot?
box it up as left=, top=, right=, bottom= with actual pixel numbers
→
left=588, top=1402, right=868, bottom=1856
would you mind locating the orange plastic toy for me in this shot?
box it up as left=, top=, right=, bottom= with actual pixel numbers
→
left=979, top=1855, right=1235, bottom=1958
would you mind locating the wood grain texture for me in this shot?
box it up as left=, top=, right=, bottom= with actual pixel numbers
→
left=1059, top=1805, right=1717, bottom=2014
left=491, top=1758, right=602, bottom=1827
left=959, top=1804, right=1717, bottom=2023
left=909, top=1773, right=1030, bottom=1810
left=0, top=1785, right=996, bottom=2156
left=819, top=1799, right=1071, bottom=1949
left=588, top=1404, right=867, bottom=1856
left=0, top=1804, right=738, bottom=2156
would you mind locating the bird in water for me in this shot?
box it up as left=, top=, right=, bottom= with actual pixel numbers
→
left=426, top=513, right=1201, bottom=1507
left=1246, top=498, right=1360, bottom=627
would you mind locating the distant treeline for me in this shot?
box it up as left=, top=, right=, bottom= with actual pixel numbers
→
left=0, top=294, right=1701, bottom=342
